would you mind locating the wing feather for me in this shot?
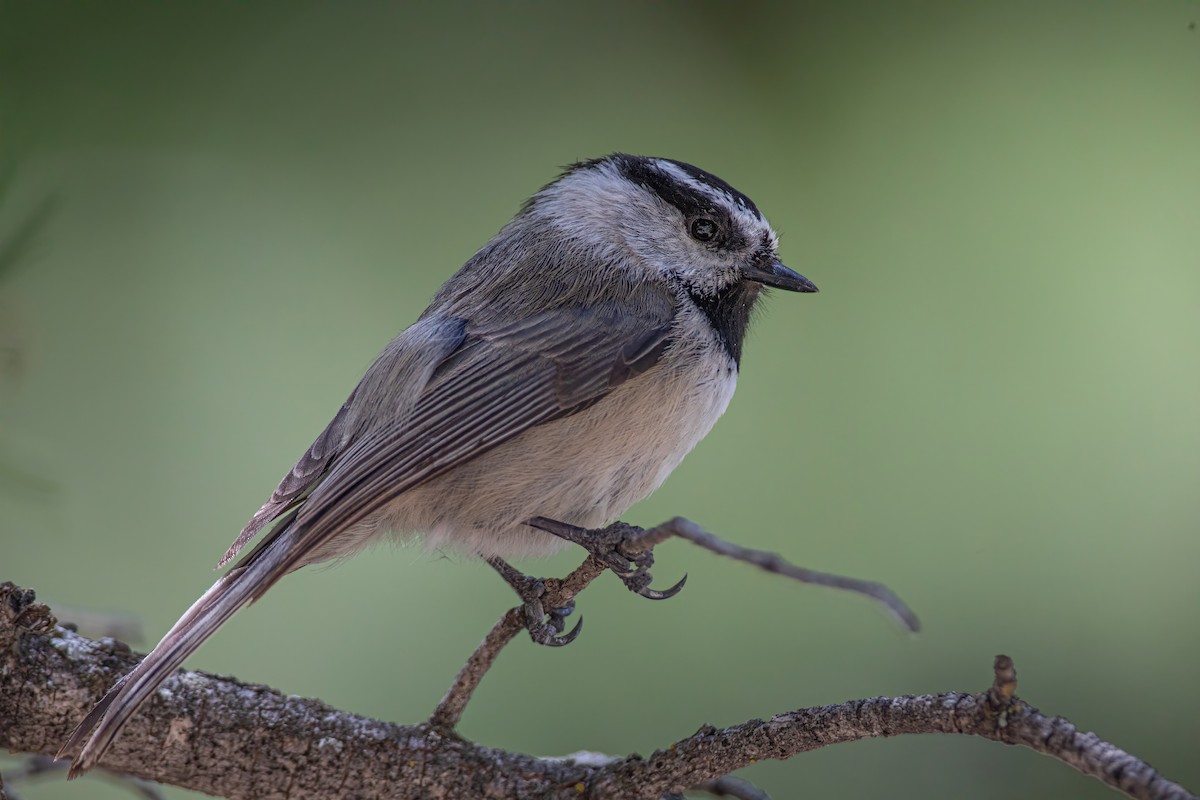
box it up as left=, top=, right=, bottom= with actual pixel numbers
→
left=217, top=395, right=356, bottom=566
left=257, top=284, right=677, bottom=580
left=219, top=317, right=467, bottom=566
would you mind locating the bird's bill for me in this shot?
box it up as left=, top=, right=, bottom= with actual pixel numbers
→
left=744, top=261, right=818, bottom=293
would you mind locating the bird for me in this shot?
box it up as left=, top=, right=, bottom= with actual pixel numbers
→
left=59, top=153, right=817, bottom=775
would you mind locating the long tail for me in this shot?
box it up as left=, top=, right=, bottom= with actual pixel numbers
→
left=58, top=514, right=301, bottom=777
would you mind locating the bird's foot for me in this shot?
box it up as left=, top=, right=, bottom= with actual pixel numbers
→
left=485, top=556, right=581, bottom=647
left=526, top=517, right=687, bottom=601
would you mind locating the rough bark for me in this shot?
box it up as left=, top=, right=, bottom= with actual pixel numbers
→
left=1, top=582, right=1194, bottom=800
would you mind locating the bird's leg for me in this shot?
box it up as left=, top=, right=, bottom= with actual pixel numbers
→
left=485, top=556, right=582, bottom=647
left=525, top=518, right=687, bottom=601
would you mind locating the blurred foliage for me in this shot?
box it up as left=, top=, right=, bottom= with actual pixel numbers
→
left=1, top=1, right=1198, bottom=798
left=0, top=164, right=54, bottom=387
left=0, top=164, right=58, bottom=506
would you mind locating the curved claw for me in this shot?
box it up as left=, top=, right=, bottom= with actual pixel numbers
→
left=527, top=516, right=588, bottom=539
left=637, top=573, right=687, bottom=601
left=548, top=599, right=576, bottom=620
left=538, top=616, right=583, bottom=647
left=544, top=600, right=576, bottom=635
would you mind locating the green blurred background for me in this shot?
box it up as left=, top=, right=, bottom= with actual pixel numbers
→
left=2, top=2, right=1198, bottom=798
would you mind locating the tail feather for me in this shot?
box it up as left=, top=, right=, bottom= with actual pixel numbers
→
left=59, top=518, right=300, bottom=777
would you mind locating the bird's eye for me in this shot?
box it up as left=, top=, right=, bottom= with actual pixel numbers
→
left=689, top=218, right=719, bottom=242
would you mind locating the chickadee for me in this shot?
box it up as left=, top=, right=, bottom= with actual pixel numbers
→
left=60, top=153, right=817, bottom=774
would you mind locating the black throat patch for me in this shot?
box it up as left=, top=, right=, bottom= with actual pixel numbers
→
left=687, top=281, right=760, bottom=367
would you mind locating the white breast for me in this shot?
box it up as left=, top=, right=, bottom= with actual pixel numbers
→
left=384, top=313, right=738, bottom=559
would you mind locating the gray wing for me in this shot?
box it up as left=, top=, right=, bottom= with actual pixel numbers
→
left=254, top=283, right=676, bottom=585
left=219, top=315, right=470, bottom=567
left=218, top=394, right=357, bottom=567
left=225, top=283, right=677, bottom=582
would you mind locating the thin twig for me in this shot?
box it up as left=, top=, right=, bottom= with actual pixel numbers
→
left=429, top=556, right=608, bottom=729
left=428, top=609, right=522, bottom=730
left=592, top=655, right=1196, bottom=800
left=650, top=517, right=920, bottom=631
left=433, top=518, right=918, bottom=730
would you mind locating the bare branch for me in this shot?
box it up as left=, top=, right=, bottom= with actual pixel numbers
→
left=592, top=655, right=1196, bottom=800
left=428, top=608, right=522, bottom=730
left=649, top=517, right=920, bottom=631
left=0, top=580, right=589, bottom=798
left=3, top=575, right=1194, bottom=800
left=430, top=555, right=608, bottom=729
left=435, top=517, right=916, bottom=731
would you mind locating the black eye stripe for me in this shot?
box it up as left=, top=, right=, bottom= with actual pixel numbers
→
left=560, top=154, right=762, bottom=223
left=660, top=158, right=761, bottom=219
left=618, top=158, right=715, bottom=220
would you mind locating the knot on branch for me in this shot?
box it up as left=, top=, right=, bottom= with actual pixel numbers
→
left=984, top=652, right=1022, bottom=714
left=988, top=655, right=1018, bottom=707
left=0, top=582, right=57, bottom=641
left=986, top=654, right=1025, bottom=730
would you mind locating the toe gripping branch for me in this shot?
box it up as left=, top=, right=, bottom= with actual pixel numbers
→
left=437, top=517, right=919, bottom=733
left=486, top=519, right=687, bottom=648
left=526, top=518, right=688, bottom=601
left=485, top=556, right=581, bottom=647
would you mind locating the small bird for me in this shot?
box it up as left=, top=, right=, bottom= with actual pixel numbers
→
left=60, top=153, right=817, bottom=774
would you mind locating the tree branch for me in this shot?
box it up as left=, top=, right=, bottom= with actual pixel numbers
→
left=431, top=555, right=607, bottom=730
left=594, top=654, right=1195, bottom=800
left=433, top=516, right=918, bottom=731
left=2, top=570, right=1194, bottom=800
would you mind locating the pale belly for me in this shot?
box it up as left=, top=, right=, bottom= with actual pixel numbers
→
left=378, top=345, right=738, bottom=558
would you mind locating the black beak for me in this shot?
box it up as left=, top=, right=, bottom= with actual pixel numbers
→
left=743, top=260, right=818, bottom=293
